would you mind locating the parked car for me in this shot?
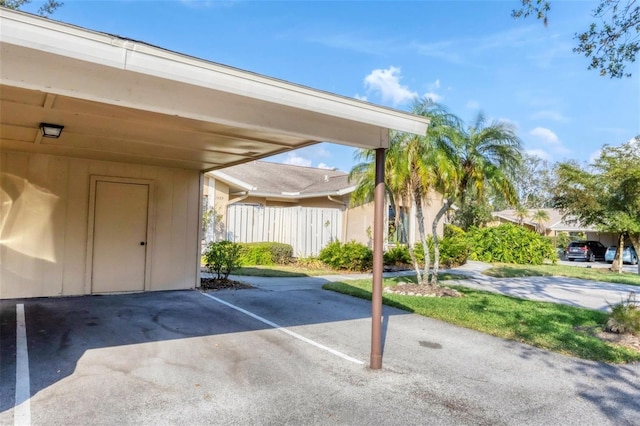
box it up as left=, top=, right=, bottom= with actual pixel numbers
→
left=565, top=240, right=607, bottom=262
left=604, top=245, right=639, bottom=265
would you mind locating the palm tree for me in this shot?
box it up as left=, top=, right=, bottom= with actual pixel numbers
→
left=514, top=205, right=529, bottom=226
left=430, top=112, right=522, bottom=284
left=349, top=98, right=459, bottom=285
left=531, top=209, right=550, bottom=234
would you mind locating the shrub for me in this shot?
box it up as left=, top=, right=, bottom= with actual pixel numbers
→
left=203, top=240, right=241, bottom=279
left=383, top=245, right=412, bottom=266
left=238, top=242, right=293, bottom=265
left=466, top=223, right=556, bottom=265
left=319, top=240, right=373, bottom=272
left=411, top=231, right=470, bottom=268
left=438, top=232, right=471, bottom=268
left=606, top=292, right=640, bottom=335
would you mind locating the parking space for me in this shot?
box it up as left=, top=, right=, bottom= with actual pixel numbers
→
left=1, top=287, right=639, bottom=425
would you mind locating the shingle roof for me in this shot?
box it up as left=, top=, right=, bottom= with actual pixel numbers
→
left=492, top=208, right=595, bottom=231
left=213, top=161, right=355, bottom=197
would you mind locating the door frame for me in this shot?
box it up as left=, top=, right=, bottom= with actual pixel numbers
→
left=85, top=175, right=156, bottom=294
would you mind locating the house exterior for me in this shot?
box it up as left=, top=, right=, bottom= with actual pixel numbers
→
left=490, top=208, right=618, bottom=247
left=0, top=8, right=429, bottom=299
left=204, top=161, right=447, bottom=257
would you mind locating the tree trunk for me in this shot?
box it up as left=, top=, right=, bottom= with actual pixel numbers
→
left=630, top=234, right=640, bottom=275
left=414, top=191, right=431, bottom=286
left=430, top=198, right=454, bottom=286
left=407, top=244, right=421, bottom=283
left=612, top=234, right=624, bottom=273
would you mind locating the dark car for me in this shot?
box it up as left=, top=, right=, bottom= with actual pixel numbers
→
left=566, top=240, right=607, bottom=262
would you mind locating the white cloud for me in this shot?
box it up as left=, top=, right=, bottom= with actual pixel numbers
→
left=422, top=91, right=443, bottom=102
left=363, top=66, right=418, bottom=106
left=282, top=152, right=312, bottom=167
left=317, top=163, right=334, bottom=170
left=526, top=149, right=551, bottom=161
left=530, top=127, right=559, bottom=145
left=353, top=93, right=368, bottom=102
left=422, top=79, right=444, bottom=102
left=529, top=127, right=570, bottom=155
left=531, top=110, right=568, bottom=122
left=466, top=100, right=480, bottom=109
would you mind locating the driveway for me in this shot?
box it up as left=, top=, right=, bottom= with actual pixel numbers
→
left=1, top=287, right=639, bottom=425
left=557, top=259, right=638, bottom=274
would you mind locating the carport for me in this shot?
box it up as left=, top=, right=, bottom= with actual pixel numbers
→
left=0, top=8, right=428, bottom=368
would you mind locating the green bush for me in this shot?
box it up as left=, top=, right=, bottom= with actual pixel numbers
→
left=466, top=223, right=557, bottom=265
left=382, top=227, right=470, bottom=269
left=203, top=240, right=241, bottom=279
left=439, top=232, right=471, bottom=268
left=383, top=245, right=412, bottom=265
left=238, top=242, right=293, bottom=266
left=319, top=240, right=373, bottom=272
left=606, top=292, right=640, bottom=335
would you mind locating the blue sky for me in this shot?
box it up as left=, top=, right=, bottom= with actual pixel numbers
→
left=23, top=0, right=639, bottom=172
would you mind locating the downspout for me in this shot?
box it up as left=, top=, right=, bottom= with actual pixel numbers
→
left=327, top=195, right=346, bottom=206
left=228, top=192, right=249, bottom=205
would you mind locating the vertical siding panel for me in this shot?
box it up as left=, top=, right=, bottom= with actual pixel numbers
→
left=27, top=155, right=54, bottom=295
left=48, top=156, right=69, bottom=295
left=0, top=152, right=29, bottom=297
left=63, top=158, right=90, bottom=295
left=169, top=170, right=189, bottom=289
left=183, top=170, right=200, bottom=289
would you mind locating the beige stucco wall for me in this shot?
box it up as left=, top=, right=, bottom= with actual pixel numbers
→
left=344, top=189, right=446, bottom=248
left=344, top=202, right=375, bottom=246
left=1, top=151, right=201, bottom=299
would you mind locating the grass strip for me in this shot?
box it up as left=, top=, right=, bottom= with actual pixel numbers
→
left=484, top=263, right=640, bottom=287
left=233, top=265, right=340, bottom=277
left=323, top=277, right=640, bottom=364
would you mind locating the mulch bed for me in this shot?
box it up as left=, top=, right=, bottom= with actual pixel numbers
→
left=200, top=277, right=254, bottom=291
left=384, top=283, right=463, bottom=298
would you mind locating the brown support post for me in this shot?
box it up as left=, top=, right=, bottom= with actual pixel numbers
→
left=370, top=147, right=385, bottom=370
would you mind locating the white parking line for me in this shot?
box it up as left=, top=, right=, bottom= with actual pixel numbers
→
left=14, top=304, right=31, bottom=426
left=201, top=292, right=364, bottom=365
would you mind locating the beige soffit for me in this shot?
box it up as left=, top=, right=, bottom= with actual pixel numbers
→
left=0, top=8, right=430, bottom=171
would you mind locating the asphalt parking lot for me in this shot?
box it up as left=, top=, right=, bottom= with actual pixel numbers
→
left=2, top=287, right=639, bottom=425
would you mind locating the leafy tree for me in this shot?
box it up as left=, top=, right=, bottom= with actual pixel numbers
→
left=1, top=0, right=62, bottom=16
left=350, top=98, right=459, bottom=285
left=512, top=0, right=639, bottom=78
left=514, top=153, right=555, bottom=208
left=451, top=186, right=495, bottom=230
left=552, top=137, right=640, bottom=273
left=430, top=112, right=522, bottom=283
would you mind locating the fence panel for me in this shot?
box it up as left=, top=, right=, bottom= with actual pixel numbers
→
left=224, top=204, right=342, bottom=257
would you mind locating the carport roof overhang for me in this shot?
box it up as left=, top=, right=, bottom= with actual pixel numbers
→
left=0, top=8, right=429, bottom=171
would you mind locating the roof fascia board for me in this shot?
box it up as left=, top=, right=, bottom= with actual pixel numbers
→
left=209, top=171, right=255, bottom=191
left=0, top=9, right=429, bottom=139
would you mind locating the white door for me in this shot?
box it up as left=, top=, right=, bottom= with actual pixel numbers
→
left=92, top=181, right=149, bottom=293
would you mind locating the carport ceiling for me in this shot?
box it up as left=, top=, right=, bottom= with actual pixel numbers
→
left=0, top=9, right=429, bottom=171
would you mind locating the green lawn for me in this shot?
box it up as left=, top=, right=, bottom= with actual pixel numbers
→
left=484, top=263, right=640, bottom=286
left=231, top=265, right=342, bottom=277
left=323, top=277, right=640, bottom=364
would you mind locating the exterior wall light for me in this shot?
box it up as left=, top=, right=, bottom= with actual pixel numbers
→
left=40, top=123, right=64, bottom=138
